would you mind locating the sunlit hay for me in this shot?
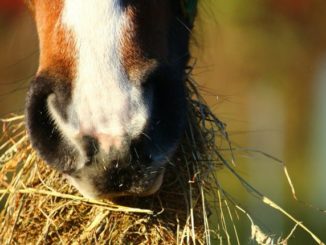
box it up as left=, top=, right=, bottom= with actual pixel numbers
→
left=0, top=77, right=324, bottom=244
left=0, top=76, right=226, bottom=244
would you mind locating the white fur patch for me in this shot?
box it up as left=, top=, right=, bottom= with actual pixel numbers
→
left=53, top=0, right=149, bottom=161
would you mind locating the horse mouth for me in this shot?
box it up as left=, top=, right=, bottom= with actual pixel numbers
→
left=101, top=169, right=165, bottom=198
left=64, top=161, right=166, bottom=199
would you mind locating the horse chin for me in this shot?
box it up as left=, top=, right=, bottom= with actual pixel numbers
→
left=101, top=169, right=165, bottom=199
left=64, top=156, right=167, bottom=199
left=128, top=169, right=165, bottom=197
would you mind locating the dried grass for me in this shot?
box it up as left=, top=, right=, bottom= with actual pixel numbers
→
left=0, top=77, right=324, bottom=244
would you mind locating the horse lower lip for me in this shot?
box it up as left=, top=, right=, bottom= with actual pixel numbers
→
left=135, top=169, right=165, bottom=196
left=101, top=171, right=165, bottom=198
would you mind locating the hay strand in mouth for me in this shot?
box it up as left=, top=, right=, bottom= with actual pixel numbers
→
left=0, top=77, right=324, bottom=244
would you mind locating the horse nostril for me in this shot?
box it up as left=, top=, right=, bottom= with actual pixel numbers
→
left=81, top=134, right=129, bottom=165
left=81, top=135, right=99, bottom=160
left=25, top=76, right=81, bottom=172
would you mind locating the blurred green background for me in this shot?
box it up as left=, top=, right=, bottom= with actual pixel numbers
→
left=0, top=0, right=325, bottom=244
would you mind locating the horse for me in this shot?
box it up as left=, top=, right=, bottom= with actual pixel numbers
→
left=24, top=0, right=197, bottom=198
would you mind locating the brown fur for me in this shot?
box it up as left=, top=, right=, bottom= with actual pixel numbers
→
left=29, top=0, right=76, bottom=82
left=121, top=2, right=171, bottom=83
left=29, top=0, right=171, bottom=85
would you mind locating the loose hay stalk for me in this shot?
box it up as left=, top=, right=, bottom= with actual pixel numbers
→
left=0, top=77, right=324, bottom=244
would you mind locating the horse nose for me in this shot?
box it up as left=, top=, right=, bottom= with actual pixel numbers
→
left=81, top=135, right=99, bottom=160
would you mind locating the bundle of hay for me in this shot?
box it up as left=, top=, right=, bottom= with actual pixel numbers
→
left=0, top=77, right=323, bottom=244
left=0, top=76, right=230, bottom=244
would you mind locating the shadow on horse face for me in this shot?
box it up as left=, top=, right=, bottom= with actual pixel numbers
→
left=25, top=0, right=193, bottom=198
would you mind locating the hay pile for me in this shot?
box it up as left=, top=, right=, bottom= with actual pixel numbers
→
left=0, top=78, right=229, bottom=244
left=0, top=77, right=323, bottom=244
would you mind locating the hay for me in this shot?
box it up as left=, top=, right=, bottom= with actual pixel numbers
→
left=0, top=77, right=226, bottom=244
left=0, top=77, right=324, bottom=244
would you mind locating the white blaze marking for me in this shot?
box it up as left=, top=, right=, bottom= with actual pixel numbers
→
left=56, top=0, right=148, bottom=153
